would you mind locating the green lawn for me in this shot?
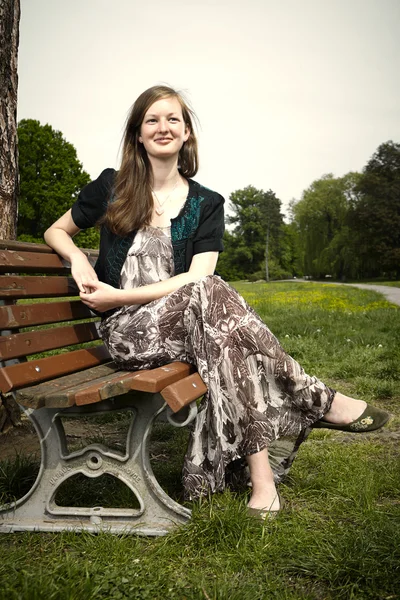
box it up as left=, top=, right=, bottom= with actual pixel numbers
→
left=342, top=280, right=400, bottom=288
left=363, top=280, right=400, bottom=287
left=0, top=282, right=399, bottom=600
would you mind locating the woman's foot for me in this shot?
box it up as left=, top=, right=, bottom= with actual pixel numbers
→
left=246, top=448, right=281, bottom=515
left=247, top=485, right=280, bottom=512
left=322, top=392, right=367, bottom=425
left=315, top=392, right=390, bottom=432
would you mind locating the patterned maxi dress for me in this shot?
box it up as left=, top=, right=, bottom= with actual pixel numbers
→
left=100, top=225, right=335, bottom=500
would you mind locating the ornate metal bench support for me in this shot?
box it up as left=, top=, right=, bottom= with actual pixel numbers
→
left=0, top=392, right=197, bottom=536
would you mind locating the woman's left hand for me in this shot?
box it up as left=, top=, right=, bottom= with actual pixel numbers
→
left=80, top=280, right=123, bottom=312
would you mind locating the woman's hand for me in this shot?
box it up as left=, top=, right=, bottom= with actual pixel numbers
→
left=70, top=252, right=99, bottom=293
left=80, top=280, right=124, bottom=312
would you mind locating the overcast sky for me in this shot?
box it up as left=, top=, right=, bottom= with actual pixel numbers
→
left=18, top=0, right=400, bottom=217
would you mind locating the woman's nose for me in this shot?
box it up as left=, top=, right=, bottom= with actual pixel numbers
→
left=158, top=118, right=168, bottom=132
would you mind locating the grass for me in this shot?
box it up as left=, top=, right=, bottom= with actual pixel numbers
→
left=338, top=279, right=400, bottom=288
left=233, top=282, right=400, bottom=401
left=360, top=281, right=400, bottom=288
left=0, top=282, right=399, bottom=599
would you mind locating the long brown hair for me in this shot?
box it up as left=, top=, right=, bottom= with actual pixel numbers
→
left=105, top=85, right=199, bottom=236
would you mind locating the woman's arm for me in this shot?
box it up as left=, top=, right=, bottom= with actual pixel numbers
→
left=79, top=251, right=219, bottom=313
left=44, top=210, right=98, bottom=293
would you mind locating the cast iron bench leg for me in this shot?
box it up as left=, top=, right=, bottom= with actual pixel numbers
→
left=0, top=392, right=197, bottom=536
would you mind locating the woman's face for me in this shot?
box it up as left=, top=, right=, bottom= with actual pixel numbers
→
left=139, top=96, right=190, bottom=160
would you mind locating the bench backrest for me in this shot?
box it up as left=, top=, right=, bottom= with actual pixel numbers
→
left=0, top=240, right=110, bottom=395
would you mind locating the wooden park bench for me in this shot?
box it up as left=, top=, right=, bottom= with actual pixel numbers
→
left=0, top=239, right=207, bottom=536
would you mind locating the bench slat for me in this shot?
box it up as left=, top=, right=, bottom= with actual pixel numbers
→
left=161, top=372, right=207, bottom=412
left=0, top=240, right=99, bottom=260
left=15, top=361, right=193, bottom=409
left=74, top=362, right=193, bottom=406
left=0, top=345, right=110, bottom=393
left=0, top=300, right=94, bottom=329
left=0, top=241, right=57, bottom=253
left=0, top=322, right=100, bottom=361
left=0, top=250, right=69, bottom=273
left=46, top=369, right=139, bottom=407
left=16, top=361, right=119, bottom=408
left=0, top=276, right=78, bottom=298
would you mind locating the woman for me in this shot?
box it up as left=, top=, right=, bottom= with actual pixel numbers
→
left=44, top=85, right=389, bottom=518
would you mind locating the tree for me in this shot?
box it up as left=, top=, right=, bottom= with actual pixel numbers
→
left=292, top=173, right=361, bottom=279
left=351, top=141, right=400, bottom=278
left=278, top=221, right=303, bottom=278
left=216, top=230, right=252, bottom=281
left=17, top=119, right=98, bottom=248
left=0, top=0, right=20, bottom=240
left=225, top=186, right=285, bottom=280
left=0, top=0, right=20, bottom=433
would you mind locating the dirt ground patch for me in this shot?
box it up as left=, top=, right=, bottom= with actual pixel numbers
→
left=0, top=419, right=40, bottom=460
left=0, top=415, right=133, bottom=462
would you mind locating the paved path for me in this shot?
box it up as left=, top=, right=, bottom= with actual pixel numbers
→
left=341, top=283, right=400, bottom=307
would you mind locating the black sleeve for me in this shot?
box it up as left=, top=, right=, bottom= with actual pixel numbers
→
left=71, top=168, right=116, bottom=229
left=193, top=193, right=225, bottom=255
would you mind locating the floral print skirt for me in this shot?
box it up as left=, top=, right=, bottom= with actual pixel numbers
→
left=100, top=275, right=335, bottom=500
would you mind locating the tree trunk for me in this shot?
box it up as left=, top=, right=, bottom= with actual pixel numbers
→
left=265, top=221, right=270, bottom=282
left=0, top=0, right=21, bottom=434
left=0, top=0, right=20, bottom=241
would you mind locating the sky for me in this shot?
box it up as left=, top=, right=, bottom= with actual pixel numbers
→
left=17, top=0, right=400, bottom=218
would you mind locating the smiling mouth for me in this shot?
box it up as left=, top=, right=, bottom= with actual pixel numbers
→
left=155, top=138, right=172, bottom=142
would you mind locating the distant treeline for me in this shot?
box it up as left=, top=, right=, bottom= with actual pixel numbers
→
left=218, top=141, right=400, bottom=282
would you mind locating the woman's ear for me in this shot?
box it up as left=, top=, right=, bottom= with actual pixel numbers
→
left=184, top=125, right=190, bottom=142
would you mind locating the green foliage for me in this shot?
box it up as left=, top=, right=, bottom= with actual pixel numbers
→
left=277, top=222, right=303, bottom=277
left=291, top=140, right=400, bottom=281
left=217, top=230, right=249, bottom=281
left=17, top=119, right=99, bottom=249
left=218, top=186, right=296, bottom=280
left=292, top=172, right=361, bottom=279
left=350, top=141, right=400, bottom=278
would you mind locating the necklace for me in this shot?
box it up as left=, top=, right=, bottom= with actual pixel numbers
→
left=151, top=176, right=180, bottom=216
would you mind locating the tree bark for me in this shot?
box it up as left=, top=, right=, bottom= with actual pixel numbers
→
left=0, top=0, right=20, bottom=241
left=0, top=0, right=21, bottom=434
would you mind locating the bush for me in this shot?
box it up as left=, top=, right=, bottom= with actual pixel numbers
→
left=247, top=271, right=266, bottom=282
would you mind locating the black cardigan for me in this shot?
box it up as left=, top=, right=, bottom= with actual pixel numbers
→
left=71, top=169, right=225, bottom=290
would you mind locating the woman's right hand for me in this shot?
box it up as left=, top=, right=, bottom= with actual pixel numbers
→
left=70, top=252, right=99, bottom=293
left=44, top=209, right=99, bottom=293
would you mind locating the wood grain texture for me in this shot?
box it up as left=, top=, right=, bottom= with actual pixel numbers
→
left=0, top=250, right=69, bottom=273
left=161, top=373, right=207, bottom=412
left=0, top=276, right=78, bottom=298
left=16, top=361, right=118, bottom=408
left=74, top=362, right=194, bottom=405
left=15, top=361, right=195, bottom=409
left=0, top=344, right=110, bottom=394
left=0, top=239, right=99, bottom=261
left=0, top=300, right=95, bottom=328
left=0, top=322, right=100, bottom=360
